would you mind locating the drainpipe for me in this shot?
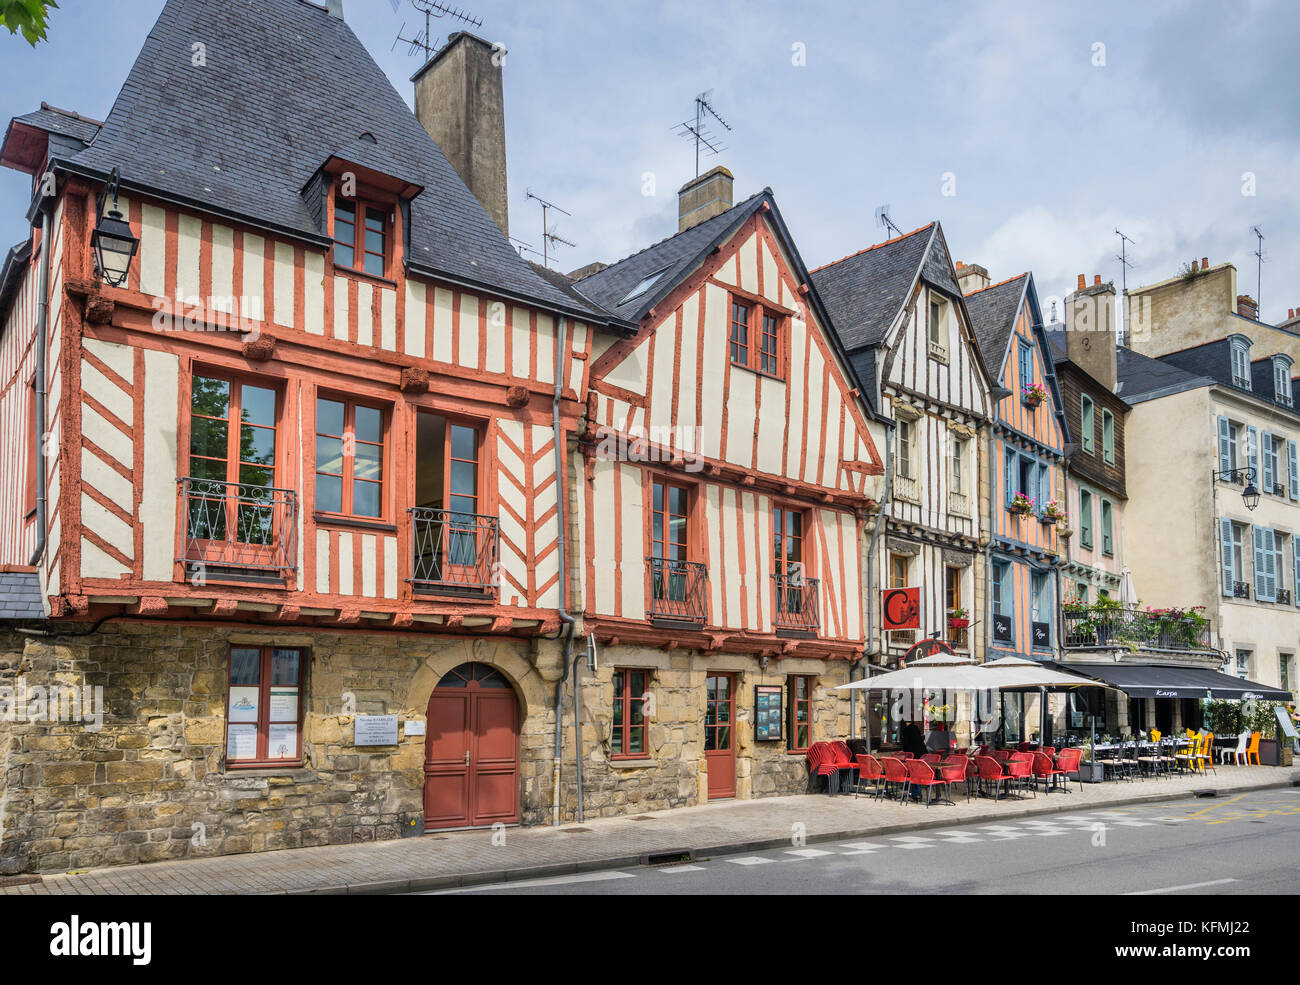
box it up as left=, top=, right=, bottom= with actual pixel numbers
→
left=550, top=315, right=577, bottom=827
left=860, top=421, right=895, bottom=752
left=28, top=186, right=54, bottom=567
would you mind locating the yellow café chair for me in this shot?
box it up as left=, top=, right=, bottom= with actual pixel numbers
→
left=1245, top=731, right=1262, bottom=766
left=1197, top=732, right=1216, bottom=775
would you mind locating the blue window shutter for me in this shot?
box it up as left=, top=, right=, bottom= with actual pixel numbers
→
left=1038, top=464, right=1048, bottom=508
left=1262, top=432, right=1274, bottom=492
left=1249, top=426, right=1259, bottom=475
left=1294, top=544, right=1299, bottom=605
left=1221, top=518, right=1235, bottom=596
left=1290, top=441, right=1298, bottom=500
left=1253, top=527, right=1264, bottom=599
left=1218, top=417, right=1231, bottom=472
left=1004, top=450, right=1013, bottom=505
left=1275, top=536, right=1285, bottom=594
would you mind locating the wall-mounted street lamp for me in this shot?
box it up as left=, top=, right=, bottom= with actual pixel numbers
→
left=1212, top=467, right=1260, bottom=511
left=90, top=167, right=138, bottom=288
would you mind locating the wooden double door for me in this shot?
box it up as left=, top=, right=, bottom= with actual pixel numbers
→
left=423, top=662, right=520, bottom=828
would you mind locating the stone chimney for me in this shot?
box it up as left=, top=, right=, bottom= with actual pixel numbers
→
left=955, top=261, right=990, bottom=296
left=413, top=33, right=509, bottom=237
left=1237, top=294, right=1259, bottom=320
left=567, top=261, right=608, bottom=281
left=1064, top=273, right=1117, bottom=391
left=678, top=166, right=733, bottom=232
left=326, top=0, right=343, bottom=18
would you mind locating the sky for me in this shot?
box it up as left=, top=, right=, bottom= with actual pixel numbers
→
left=2, top=0, right=1299, bottom=323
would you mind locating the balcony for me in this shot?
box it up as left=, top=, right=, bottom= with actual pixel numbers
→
left=1233, top=581, right=1250, bottom=599
left=178, top=477, right=297, bottom=581
left=947, top=490, right=969, bottom=516
left=894, top=474, right=920, bottom=503
left=772, top=572, right=820, bottom=634
left=1063, top=604, right=1212, bottom=652
left=646, top=557, right=707, bottom=625
left=1279, top=589, right=1293, bottom=606
left=409, top=508, right=498, bottom=595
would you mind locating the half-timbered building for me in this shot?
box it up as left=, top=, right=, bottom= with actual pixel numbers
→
left=964, top=267, right=1066, bottom=674
left=812, top=224, right=995, bottom=704
left=0, top=0, right=647, bottom=873
left=562, top=176, right=886, bottom=806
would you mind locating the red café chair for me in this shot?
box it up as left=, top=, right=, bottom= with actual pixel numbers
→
left=1040, top=747, right=1056, bottom=757
left=893, top=751, right=914, bottom=760
left=976, top=744, right=990, bottom=756
left=855, top=754, right=887, bottom=800
left=921, top=753, right=942, bottom=766
left=991, top=749, right=1012, bottom=763
left=1016, top=741, right=1032, bottom=753
left=939, top=755, right=970, bottom=803
left=1007, top=752, right=1037, bottom=798
left=905, top=759, right=952, bottom=807
left=1055, top=747, right=1083, bottom=792
left=881, top=755, right=911, bottom=801
left=952, top=747, right=970, bottom=756
left=829, top=740, right=860, bottom=790
left=1032, top=751, right=1068, bottom=794
left=975, top=755, right=1016, bottom=801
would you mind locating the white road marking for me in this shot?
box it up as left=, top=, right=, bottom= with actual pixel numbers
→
left=786, top=848, right=834, bottom=858
left=1124, top=878, right=1238, bottom=896
left=726, top=856, right=775, bottom=866
left=431, top=870, right=636, bottom=894
left=657, top=864, right=705, bottom=873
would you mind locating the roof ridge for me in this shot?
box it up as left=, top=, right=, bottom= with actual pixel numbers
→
left=964, top=271, right=1028, bottom=297
left=809, top=222, right=935, bottom=274
left=37, top=102, right=104, bottom=127
left=575, top=191, right=765, bottom=283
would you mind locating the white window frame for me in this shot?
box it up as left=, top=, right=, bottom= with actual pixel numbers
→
left=928, top=294, right=948, bottom=360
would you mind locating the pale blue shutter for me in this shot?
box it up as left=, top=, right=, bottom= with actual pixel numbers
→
left=1289, top=440, right=1297, bottom=500
left=1294, top=544, right=1299, bottom=606
left=1268, top=531, right=1278, bottom=599
left=1262, top=431, right=1274, bottom=493
left=1248, top=426, right=1259, bottom=476
left=1218, top=417, right=1231, bottom=472
left=1221, top=518, right=1235, bottom=595
left=1003, top=450, right=1013, bottom=505
left=1253, top=527, right=1265, bottom=600
left=1275, top=535, right=1286, bottom=595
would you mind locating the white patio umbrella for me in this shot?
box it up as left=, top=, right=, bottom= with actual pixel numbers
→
left=979, top=656, right=1101, bottom=688
left=1119, top=567, right=1139, bottom=606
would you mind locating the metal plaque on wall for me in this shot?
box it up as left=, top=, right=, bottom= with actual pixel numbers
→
left=354, top=715, right=399, bottom=746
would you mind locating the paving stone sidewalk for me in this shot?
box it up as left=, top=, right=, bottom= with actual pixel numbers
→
left=3, top=764, right=1293, bottom=895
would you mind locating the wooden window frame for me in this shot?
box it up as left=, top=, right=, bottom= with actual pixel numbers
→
left=224, top=644, right=306, bottom=769
left=788, top=674, right=813, bottom=753
left=332, top=192, right=392, bottom=279
left=950, top=435, right=966, bottom=496
left=1079, top=488, right=1093, bottom=548
left=727, top=292, right=786, bottom=381
left=315, top=393, right=390, bottom=522
left=897, top=420, right=914, bottom=479
left=189, top=371, right=281, bottom=489
left=650, top=477, right=692, bottom=564
left=1080, top=394, right=1095, bottom=454
left=1102, top=408, right=1115, bottom=464
left=611, top=668, right=651, bottom=759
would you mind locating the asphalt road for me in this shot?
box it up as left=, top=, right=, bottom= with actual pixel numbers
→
left=425, top=789, right=1300, bottom=895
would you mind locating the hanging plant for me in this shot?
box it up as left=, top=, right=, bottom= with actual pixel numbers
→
left=1022, top=382, right=1048, bottom=407
left=1040, top=499, right=1068, bottom=523
left=1009, top=492, right=1036, bottom=515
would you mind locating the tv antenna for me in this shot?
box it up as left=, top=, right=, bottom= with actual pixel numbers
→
left=1114, top=227, right=1134, bottom=345
left=526, top=190, right=575, bottom=268
left=875, top=205, right=903, bottom=239
left=674, top=90, right=732, bottom=178
left=1251, top=225, right=1266, bottom=311
left=392, top=0, right=484, bottom=62
left=510, top=237, right=541, bottom=260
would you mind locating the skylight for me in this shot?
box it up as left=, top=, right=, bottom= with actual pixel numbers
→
left=618, top=266, right=672, bottom=306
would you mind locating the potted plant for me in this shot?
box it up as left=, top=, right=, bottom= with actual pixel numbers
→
left=1076, top=736, right=1106, bottom=782
left=1093, top=594, right=1124, bottom=645
left=1063, top=596, right=1095, bottom=645
left=948, top=607, right=969, bottom=629
left=1021, top=382, right=1048, bottom=408
left=1040, top=499, right=1068, bottom=525
left=1009, top=492, right=1036, bottom=516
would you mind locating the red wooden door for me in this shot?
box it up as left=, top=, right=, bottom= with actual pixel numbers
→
left=424, top=663, right=519, bottom=828
left=704, top=673, right=736, bottom=799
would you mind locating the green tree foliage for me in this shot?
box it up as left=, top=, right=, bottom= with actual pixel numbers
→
left=0, top=0, right=58, bottom=45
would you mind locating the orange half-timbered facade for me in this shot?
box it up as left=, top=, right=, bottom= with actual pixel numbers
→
left=568, top=189, right=885, bottom=803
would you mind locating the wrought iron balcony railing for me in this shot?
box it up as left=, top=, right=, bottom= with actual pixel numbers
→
left=646, top=557, right=707, bottom=624
left=772, top=572, right=820, bottom=633
left=1063, top=604, right=1212, bottom=651
left=409, top=508, right=498, bottom=594
left=178, top=477, right=297, bottom=579
left=1233, top=581, right=1251, bottom=599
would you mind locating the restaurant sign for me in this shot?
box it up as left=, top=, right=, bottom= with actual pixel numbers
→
left=882, top=587, right=921, bottom=631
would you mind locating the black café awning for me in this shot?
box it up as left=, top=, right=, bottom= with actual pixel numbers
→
left=1058, top=663, right=1292, bottom=702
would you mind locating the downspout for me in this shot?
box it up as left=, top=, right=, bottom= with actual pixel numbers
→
left=860, top=420, right=895, bottom=752
left=551, top=315, right=577, bottom=827
left=984, top=421, right=995, bottom=660
left=28, top=189, right=54, bottom=567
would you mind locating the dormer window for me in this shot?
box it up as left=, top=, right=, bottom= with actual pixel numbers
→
left=1274, top=357, right=1293, bottom=407
left=928, top=294, right=948, bottom=361
left=1230, top=337, right=1251, bottom=390
left=334, top=197, right=388, bottom=277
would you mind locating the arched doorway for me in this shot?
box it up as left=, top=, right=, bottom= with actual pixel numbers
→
left=424, top=662, right=520, bottom=828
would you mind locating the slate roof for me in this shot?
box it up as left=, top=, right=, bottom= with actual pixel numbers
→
left=0, top=570, right=44, bottom=620
left=572, top=191, right=767, bottom=322
left=1115, top=346, right=1210, bottom=402
left=59, top=0, right=604, bottom=322
left=808, top=224, right=933, bottom=351
left=964, top=273, right=1028, bottom=375
left=9, top=103, right=102, bottom=145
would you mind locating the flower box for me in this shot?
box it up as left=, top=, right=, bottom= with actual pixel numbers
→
left=948, top=617, right=970, bottom=629
left=1021, top=383, right=1048, bottom=407
left=1009, top=493, right=1036, bottom=516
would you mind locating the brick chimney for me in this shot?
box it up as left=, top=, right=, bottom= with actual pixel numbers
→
left=1237, top=294, right=1259, bottom=320
left=413, top=33, right=509, bottom=237
left=678, top=166, right=733, bottom=232
left=1064, top=274, right=1117, bottom=390
left=955, top=261, right=990, bottom=296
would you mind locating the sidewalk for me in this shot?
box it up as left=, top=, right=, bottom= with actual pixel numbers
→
left=4, top=765, right=1294, bottom=894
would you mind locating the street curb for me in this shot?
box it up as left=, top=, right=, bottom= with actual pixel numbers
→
left=283, top=778, right=1293, bottom=895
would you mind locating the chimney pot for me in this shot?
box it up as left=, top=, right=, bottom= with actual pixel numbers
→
left=954, top=262, right=990, bottom=296
left=1077, top=274, right=1086, bottom=290
left=1237, top=294, right=1259, bottom=320
left=1093, top=274, right=1101, bottom=286
left=677, top=166, right=734, bottom=232
left=326, top=0, right=343, bottom=18
left=1201, top=257, right=1208, bottom=269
